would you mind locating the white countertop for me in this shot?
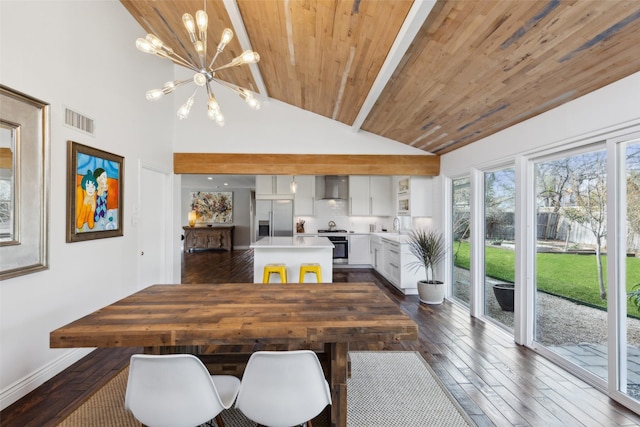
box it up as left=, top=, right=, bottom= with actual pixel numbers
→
left=375, top=233, right=411, bottom=244
left=296, top=232, right=411, bottom=243
left=251, top=236, right=334, bottom=249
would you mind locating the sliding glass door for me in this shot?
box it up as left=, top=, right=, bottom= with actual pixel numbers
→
left=534, top=147, right=609, bottom=381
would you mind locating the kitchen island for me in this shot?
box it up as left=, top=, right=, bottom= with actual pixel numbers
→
left=251, top=236, right=334, bottom=283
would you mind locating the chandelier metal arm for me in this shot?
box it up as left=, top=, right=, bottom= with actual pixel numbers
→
left=211, top=77, right=245, bottom=94
left=165, top=52, right=202, bottom=73
left=211, top=77, right=260, bottom=110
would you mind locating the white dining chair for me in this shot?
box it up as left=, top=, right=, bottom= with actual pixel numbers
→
left=125, top=354, right=240, bottom=427
left=235, top=350, right=332, bottom=427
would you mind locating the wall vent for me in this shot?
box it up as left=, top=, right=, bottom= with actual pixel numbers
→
left=64, top=107, right=95, bottom=135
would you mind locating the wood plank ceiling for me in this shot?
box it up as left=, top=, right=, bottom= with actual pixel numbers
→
left=121, top=0, right=640, bottom=155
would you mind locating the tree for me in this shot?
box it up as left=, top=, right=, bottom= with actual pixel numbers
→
left=627, top=144, right=640, bottom=252
left=536, top=159, right=573, bottom=240
left=452, top=177, right=470, bottom=261
left=561, top=152, right=607, bottom=299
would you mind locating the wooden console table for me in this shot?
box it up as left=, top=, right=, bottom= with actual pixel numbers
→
left=183, top=225, right=234, bottom=252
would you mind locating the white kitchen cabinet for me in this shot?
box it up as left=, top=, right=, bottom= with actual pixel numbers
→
left=256, top=175, right=294, bottom=199
left=370, top=176, right=392, bottom=216
left=383, top=239, right=401, bottom=284
left=349, top=176, right=391, bottom=216
left=294, top=175, right=316, bottom=215
left=349, top=176, right=370, bottom=215
left=348, top=234, right=370, bottom=265
left=370, top=234, right=382, bottom=269
left=396, top=176, right=432, bottom=217
left=373, top=236, right=420, bottom=295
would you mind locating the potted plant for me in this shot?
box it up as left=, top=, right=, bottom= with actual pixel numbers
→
left=492, top=283, right=515, bottom=312
left=407, top=228, right=447, bottom=304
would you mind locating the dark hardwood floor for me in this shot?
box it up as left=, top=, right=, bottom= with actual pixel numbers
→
left=3, top=249, right=640, bottom=426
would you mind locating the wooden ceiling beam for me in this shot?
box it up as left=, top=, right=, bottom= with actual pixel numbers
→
left=173, top=153, right=440, bottom=176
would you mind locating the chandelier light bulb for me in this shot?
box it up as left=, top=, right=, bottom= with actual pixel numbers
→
left=236, top=87, right=260, bottom=110
left=177, top=95, right=195, bottom=120
left=245, top=93, right=260, bottom=110
left=196, top=10, right=208, bottom=33
left=215, top=50, right=261, bottom=71
left=240, top=50, right=260, bottom=64
left=207, top=96, right=225, bottom=126
left=249, top=98, right=260, bottom=110
left=182, top=13, right=197, bottom=42
left=208, top=96, right=220, bottom=114
left=145, top=34, right=165, bottom=50
left=146, top=89, right=163, bottom=101
left=221, top=28, right=234, bottom=45
left=195, top=40, right=204, bottom=54
left=135, top=38, right=157, bottom=54
left=208, top=109, right=225, bottom=125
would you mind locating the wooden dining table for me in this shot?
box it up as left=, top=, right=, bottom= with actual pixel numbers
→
left=50, top=282, right=418, bottom=427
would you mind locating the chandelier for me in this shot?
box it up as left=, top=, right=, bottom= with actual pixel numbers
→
left=135, top=8, right=260, bottom=126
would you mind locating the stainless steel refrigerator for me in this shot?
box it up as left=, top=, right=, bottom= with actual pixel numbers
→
left=256, top=199, right=294, bottom=239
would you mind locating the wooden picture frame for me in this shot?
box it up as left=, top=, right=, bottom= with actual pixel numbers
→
left=66, top=141, right=124, bottom=242
left=0, top=85, right=50, bottom=280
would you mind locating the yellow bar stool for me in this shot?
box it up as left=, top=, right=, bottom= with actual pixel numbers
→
left=263, top=264, right=287, bottom=283
left=298, top=263, right=322, bottom=283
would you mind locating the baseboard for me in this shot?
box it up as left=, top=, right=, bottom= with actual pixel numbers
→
left=0, top=347, right=94, bottom=410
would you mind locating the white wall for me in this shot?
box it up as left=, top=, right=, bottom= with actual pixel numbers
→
left=0, top=0, right=174, bottom=408
left=169, top=68, right=431, bottom=155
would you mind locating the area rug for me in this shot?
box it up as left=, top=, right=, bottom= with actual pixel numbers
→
left=347, top=352, right=473, bottom=426
left=57, top=351, right=473, bottom=427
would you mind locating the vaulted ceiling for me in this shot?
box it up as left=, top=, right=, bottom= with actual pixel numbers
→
left=121, top=0, right=640, bottom=155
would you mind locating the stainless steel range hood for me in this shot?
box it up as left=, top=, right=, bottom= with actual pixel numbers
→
left=316, top=175, right=348, bottom=200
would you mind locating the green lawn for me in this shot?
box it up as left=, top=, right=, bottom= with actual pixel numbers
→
left=453, top=241, right=640, bottom=314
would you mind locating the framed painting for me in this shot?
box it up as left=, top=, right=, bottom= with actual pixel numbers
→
left=190, top=191, right=233, bottom=224
left=66, top=141, right=124, bottom=242
left=0, top=85, right=50, bottom=280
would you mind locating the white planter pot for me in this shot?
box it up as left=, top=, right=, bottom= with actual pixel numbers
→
left=417, top=280, right=444, bottom=304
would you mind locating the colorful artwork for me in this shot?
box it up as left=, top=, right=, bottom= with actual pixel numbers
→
left=190, top=192, right=233, bottom=224
left=67, top=141, right=123, bottom=242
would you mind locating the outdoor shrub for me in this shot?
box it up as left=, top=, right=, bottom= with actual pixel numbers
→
left=628, top=283, right=640, bottom=312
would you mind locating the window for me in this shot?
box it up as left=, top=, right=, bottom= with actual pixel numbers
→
left=452, top=176, right=471, bottom=306
left=484, top=167, right=515, bottom=330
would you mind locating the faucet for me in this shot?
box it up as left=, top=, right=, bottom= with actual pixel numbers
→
left=393, top=217, right=400, bottom=232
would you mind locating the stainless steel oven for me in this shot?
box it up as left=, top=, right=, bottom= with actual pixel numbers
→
left=318, top=230, right=349, bottom=264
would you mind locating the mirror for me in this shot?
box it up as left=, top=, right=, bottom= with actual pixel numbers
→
left=0, top=85, right=49, bottom=280
left=0, top=122, right=17, bottom=244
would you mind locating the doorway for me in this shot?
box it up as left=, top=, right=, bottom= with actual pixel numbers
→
left=139, top=165, right=171, bottom=288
